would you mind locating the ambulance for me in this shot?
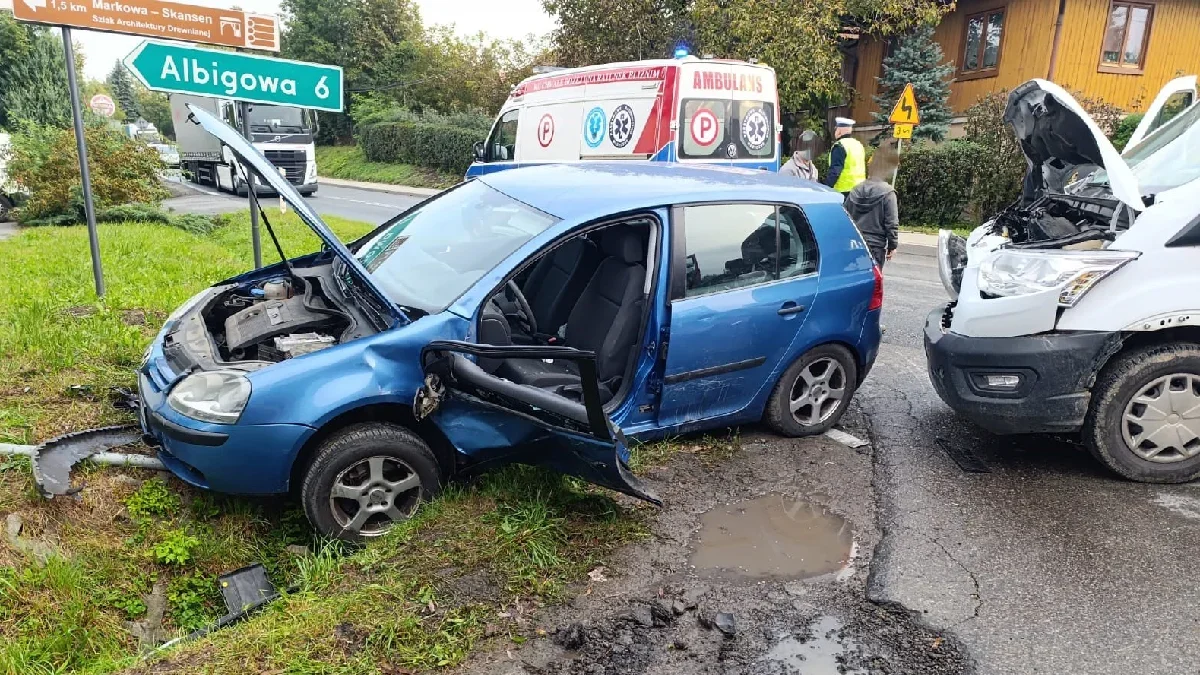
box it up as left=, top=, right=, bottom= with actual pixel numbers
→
left=466, top=57, right=780, bottom=178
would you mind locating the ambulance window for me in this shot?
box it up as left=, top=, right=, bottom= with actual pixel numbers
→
left=488, top=110, right=519, bottom=162
left=732, top=100, right=775, bottom=158
left=679, top=99, right=728, bottom=159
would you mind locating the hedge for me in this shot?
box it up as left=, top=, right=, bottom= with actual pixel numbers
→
left=894, top=140, right=990, bottom=226
left=360, top=121, right=480, bottom=176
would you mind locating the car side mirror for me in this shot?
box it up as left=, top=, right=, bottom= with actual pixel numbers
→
left=473, top=141, right=486, bottom=162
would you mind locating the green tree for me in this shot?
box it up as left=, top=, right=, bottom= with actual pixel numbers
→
left=281, top=0, right=423, bottom=141
left=872, top=24, right=953, bottom=141
left=542, top=0, right=692, bottom=66
left=136, top=87, right=174, bottom=139
left=107, top=60, right=141, bottom=120
left=0, top=13, right=33, bottom=129
left=693, top=0, right=948, bottom=112
left=4, top=27, right=72, bottom=128
left=408, top=29, right=542, bottom=114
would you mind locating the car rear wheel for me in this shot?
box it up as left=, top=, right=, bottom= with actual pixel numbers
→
left=1085, top=343, right=1200, bottom=483
left=300, top=423, right=441, bottom=542
left=764, top=344, right=857, bottom=437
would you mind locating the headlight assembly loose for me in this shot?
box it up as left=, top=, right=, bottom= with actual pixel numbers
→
left=978, top=249, right=1139, bottom=307
left=168, top=370, right=252, bottom=424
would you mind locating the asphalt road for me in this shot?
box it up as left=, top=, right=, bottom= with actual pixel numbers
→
left=163, top=178, right=423, bottom=225
left=870, top=245, right=1200, bottom=675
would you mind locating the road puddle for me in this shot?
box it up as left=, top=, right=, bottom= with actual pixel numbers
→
left=690, top=493, right=854, bottom=578
left=763, top=616, right=865, bottom=674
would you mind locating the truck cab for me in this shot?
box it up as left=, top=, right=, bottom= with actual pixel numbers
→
left=466, top=57, right=781, bottom=178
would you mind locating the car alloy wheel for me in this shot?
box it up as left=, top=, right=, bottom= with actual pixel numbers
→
left=328, top=455, right=423, bottom=538
left=789, top=357, right=847, bottom=426
left=1121, top=373, right=1200, bottom=463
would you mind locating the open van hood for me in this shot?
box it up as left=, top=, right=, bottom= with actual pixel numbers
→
left=1004, top=80, right=1143, bottom=212
left=184, top=104, right=403, bottom=323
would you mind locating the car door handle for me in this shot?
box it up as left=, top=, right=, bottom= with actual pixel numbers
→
left=777, top=303, right=806, bottom=316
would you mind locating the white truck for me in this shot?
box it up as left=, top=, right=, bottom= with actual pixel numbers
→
left=170, top=95, right=318, bottom=197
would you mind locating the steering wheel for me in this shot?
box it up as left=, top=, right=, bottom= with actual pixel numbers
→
left=505, top=280, right=537, bottom=335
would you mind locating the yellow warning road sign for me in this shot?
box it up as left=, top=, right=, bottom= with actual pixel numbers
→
left=893, top=123, right=913, bottom=139
left=889, top=83, right=920, bottom=125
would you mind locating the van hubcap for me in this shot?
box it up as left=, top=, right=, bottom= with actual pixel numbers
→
left=790, top=357, right=846, bottom=427
left=1122, top=373, right=1200, bottom=463
left=329, top=456, right=422, bottom=537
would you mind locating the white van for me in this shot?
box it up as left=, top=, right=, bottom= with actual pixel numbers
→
left=466, top=57, right=780, bottom=178
left=926, top=76, right=1200, bottom=483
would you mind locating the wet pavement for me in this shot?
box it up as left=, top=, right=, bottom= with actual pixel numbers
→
left=867, top=248, right=1200, bottom=675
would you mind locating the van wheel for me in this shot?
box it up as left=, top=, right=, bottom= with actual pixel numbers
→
left=300, top=423, right=442, bottom=542
left=1085, top=343, right=1200, bottom=483
left=764, top=344, right=857, bottom=437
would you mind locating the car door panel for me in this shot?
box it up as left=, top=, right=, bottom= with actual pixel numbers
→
left=417, top=341, right=660, bottom=505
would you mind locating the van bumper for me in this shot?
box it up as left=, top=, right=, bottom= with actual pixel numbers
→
left=923, top=305, right=1121, bottom=435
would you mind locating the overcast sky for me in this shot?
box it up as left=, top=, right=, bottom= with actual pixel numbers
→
left=0, top=0, right=556, bottom=79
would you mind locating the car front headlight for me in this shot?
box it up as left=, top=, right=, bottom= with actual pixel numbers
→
left=168, top=370, right=252, bottom=424
left=978, top=249, right=1139, bottom=307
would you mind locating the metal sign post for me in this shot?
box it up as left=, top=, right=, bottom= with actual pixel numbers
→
left=237, top=100, right=262, bottom=268
left=61, top=27, right=104, bottom=297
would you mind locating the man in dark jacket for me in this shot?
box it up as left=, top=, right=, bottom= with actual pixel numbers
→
left=844, top=141, right=900, bottom=268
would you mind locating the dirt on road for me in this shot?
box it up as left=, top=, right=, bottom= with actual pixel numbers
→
left=453, top=407, right=973, bottom=675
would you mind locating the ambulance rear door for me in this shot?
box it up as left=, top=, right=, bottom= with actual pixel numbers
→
left=677, top=62, right=778, bottom=169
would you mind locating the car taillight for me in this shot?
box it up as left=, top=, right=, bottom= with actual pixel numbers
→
left=869, top=264, right=884, bottom=311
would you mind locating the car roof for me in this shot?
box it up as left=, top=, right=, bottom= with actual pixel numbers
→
left=476, top=163, right=843, bottom=220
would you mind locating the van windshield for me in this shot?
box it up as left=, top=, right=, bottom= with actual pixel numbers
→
left=1087, top=100, right=1200, bottom=194
left=354, top=181, right=559, bottom=313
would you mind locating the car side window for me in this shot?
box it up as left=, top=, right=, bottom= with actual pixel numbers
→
left=777, top=205, right=820, bottom=278
left=681, top=203, right=780, bottom=298
left=488, top=110, right=519, bottom=162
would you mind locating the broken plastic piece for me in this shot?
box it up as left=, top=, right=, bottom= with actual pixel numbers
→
left=31, top=425, right=146, bottom=497
left=219, top=564, right=278, bottom=615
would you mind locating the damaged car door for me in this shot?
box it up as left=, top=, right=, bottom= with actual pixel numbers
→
left=415, top=340, right=661, bottom=505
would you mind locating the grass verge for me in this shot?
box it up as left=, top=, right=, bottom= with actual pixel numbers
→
left=0, top=215, right=646, bottom=674
left=316, top=145, right=460, bottom=190
left=899, top=223, right=975, bottom=238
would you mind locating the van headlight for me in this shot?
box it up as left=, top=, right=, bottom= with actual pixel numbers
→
left=978, top=249, right=1139, bottom=307
left=168, top=370, right=252, bottom=424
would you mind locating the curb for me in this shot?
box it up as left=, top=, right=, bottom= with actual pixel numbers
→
left=318, top=177, right=443, bottom=199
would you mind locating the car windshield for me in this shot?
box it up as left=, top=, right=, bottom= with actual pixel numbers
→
left=1087, top=100, right=1200, bottom=193
left=354, top=181, right=559, bottom=313
left=248, top=105, right=307, bottom=131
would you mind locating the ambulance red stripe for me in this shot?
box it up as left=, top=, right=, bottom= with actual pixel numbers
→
left=633, top=66, right=678, bottom=155
left=513, top=66, right=668, bottom=96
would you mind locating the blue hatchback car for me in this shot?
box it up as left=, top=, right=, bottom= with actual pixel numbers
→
left=138, top=105, right=882, bottom=541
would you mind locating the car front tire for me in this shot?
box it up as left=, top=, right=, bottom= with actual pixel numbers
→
left=1085, top=342, right=1200, bottom=483
left=764, top=344, right=858, bottom=437
left=300, top=423, right=442, bottom=542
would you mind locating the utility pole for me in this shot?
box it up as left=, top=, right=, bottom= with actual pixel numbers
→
left=61, top=27, right=105, bottom=297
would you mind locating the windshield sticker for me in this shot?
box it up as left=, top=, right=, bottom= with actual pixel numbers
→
left=584, top=107, right=606, bottom=148
left=741, top=107, right=770, bottom=151
left=691, top=108, right=720, bottom=147
left=609, top=104, right=635, bottom=148
left=359, top=213, right=417, bottom=272
left=537, top=113, right=555, bottom=148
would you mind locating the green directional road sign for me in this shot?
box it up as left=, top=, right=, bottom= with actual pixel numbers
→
left=124, top=40, right=344, bottom=112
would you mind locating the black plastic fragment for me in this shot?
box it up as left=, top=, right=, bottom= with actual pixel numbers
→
left=219, top=563, right=278, bottom=616
left=32, top=425, right=143, bottom=497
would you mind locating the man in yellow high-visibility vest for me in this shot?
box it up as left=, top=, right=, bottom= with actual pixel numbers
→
left=824, top=117, right=866, bottom=197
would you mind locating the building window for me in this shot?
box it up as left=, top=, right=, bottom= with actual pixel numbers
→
left=959, top=7, right=1005, bottom=80
left=1099, top=2, right=1154, bottom=73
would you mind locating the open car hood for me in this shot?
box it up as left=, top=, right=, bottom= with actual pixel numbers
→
left=1005, top=79, right=1143, bottom=211
left=184, top=104, right=404, bottom=323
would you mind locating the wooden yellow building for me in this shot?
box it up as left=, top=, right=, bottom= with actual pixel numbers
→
left=847, top=0, right=1200, bottom=133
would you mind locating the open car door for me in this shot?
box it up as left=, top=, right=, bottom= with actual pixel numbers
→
left=415, top=341, right=661, bottom=505
left=1127, top=76, right=1198, bottom=150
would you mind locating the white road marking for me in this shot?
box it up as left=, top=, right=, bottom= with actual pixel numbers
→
left=1152, top=492, right=1200, bottom=520
left=323, top=195, right=404, bottom=209
left=825, top=428, right=869, bottom=449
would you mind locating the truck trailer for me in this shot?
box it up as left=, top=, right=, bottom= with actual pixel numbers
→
left=171, top=95, right=318, bottom=196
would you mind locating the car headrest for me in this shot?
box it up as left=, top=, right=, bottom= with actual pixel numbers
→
left=601, top=226, right=645, bottom=265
